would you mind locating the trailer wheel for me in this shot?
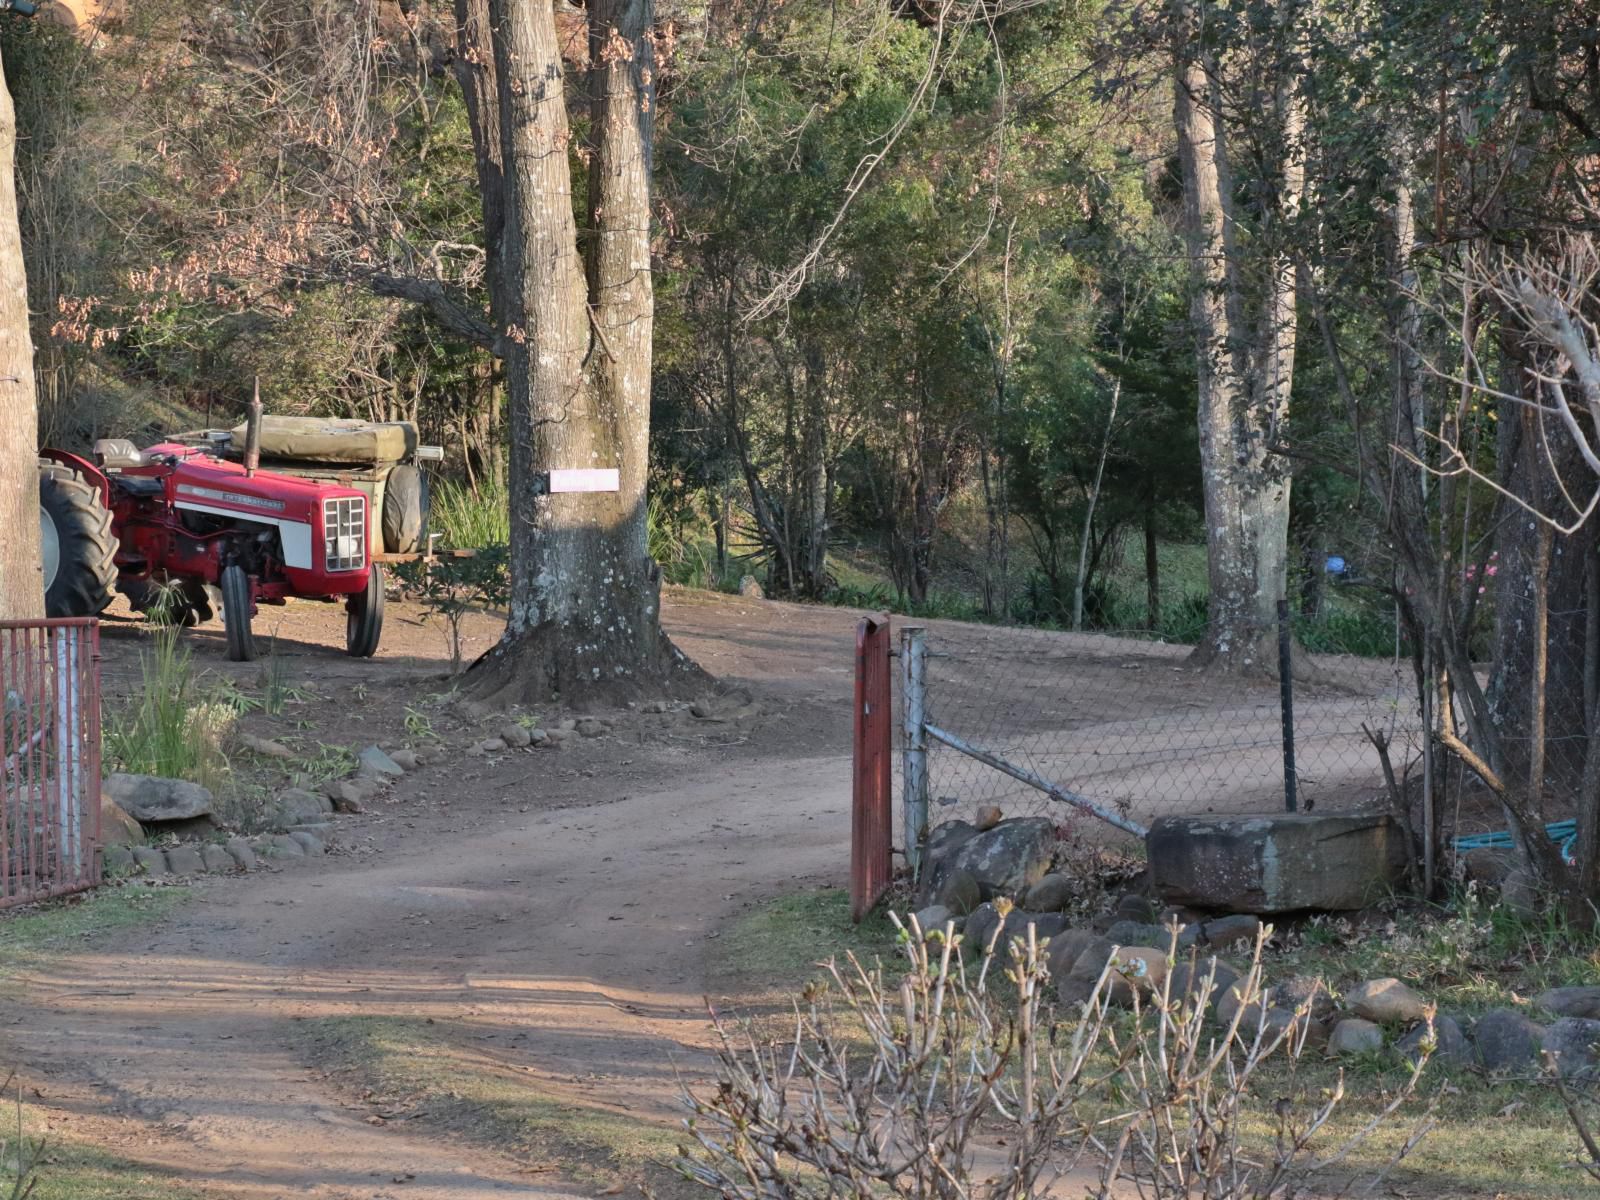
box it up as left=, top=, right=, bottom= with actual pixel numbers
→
left=381, top=464, right=428, bottom=554
left=345, top=564, right=384, bottom=658
left=39, top=461, right=116, bottom=618
left=220, top=564, right=258, bottom=661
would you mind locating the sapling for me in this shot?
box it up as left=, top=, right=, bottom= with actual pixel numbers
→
left=393, top=546, right=509, bottom=673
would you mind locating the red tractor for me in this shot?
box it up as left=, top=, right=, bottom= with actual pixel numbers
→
left=37, top=401, right=385, bottom=661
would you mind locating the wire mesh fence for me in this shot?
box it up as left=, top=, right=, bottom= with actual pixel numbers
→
left=906, top=610, right=1422, bottom=844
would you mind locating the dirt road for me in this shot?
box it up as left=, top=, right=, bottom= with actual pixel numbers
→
left=2, top=589, right=1407, bottom=1197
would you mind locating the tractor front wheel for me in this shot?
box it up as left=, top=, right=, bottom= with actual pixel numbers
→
left=345, top=564, right=384, bottom=658
left=220, top=564, right=258, bottom=662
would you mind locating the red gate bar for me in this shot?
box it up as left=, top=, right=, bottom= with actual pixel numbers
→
left=1, top=618, right=102, bottom=909
left=851, top=616, right=893, bottom=922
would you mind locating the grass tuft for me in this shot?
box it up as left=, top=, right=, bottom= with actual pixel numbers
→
left=709, top=887, right=903, bottom=988
left=102, top=626, right=233, bottom=793
left=431, top=475, right=510, bottom=549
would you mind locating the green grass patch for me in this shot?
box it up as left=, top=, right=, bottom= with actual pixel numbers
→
left=710, top=887, right=904, bottom=989
left=1273, top=892, right=1600, bottom=1020
left=1231, top=1056, right=1579, bottom=1198
left=722, top=886, right=1597, bottom=1197
left=432, top=475, right=510, bottom=548
left=301, top=1017, right=683, bottom=1189
left=0, top=883, right=188, bottom=983
left=3, top=1120, right=205, bottom=1200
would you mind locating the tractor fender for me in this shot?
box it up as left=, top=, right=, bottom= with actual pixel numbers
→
left=38, top=449, right=111, bottom=508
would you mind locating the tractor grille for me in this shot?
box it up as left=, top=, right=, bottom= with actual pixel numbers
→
left=323, top=496, right=367, bottom=572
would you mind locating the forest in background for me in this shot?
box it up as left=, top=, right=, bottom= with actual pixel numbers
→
left=6, top=0, right=1299, bottom=639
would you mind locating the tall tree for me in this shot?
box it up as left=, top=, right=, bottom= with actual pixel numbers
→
left=0, top=32, right=41, bottom=621
left=1171, top=0, right=1306, bottom=670
left=463, top=0, right=697, bottom=704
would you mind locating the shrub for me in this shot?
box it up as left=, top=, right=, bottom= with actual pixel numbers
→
left=679, top=918, right=1432, bottom=1199
left=392, top=546, right=510, bottom=673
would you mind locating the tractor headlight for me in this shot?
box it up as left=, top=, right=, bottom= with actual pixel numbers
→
left=322, top=496, right=367, bottom=572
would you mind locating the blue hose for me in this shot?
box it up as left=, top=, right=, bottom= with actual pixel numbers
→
left=1455, top=819, right=1579, bottom=865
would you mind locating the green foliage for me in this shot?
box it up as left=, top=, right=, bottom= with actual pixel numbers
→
left=1294, top=606, right=1405, bottom=659
left=430, top=477, right=510, bottom=550
left=393, top=547, right=510, bottom=673
left=824, top=581, right=990, bottom=624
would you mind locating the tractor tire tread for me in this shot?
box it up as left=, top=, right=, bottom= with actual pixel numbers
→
left=220, top=564, right=257, bottom=661
left=38, top=460, right=116, bottom=619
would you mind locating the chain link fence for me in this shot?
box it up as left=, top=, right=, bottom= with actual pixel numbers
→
left=900, top=609, right=1423, bottom=849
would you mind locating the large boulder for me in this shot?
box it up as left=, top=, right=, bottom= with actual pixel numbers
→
left=941, top=817, right=1056, bottom=900
left=917, top=820, right=981, bottom=904
left=1347, top=978, right=1430, bottom=1025
left=1397, top=1015, right=1472, bottom=1067
left=1107, top=946, right=1169, bottom=1007
left=1024, top=873, right=1074, bottom=913
left=1542, top=1019, right=1600, bottom=1079
left=1047, top=929, right=1109, bottom=983
left=1168, top=955, right=1241, bottom=1016
left=1147, top=814, right=1407, bottom=913
left=1474, top=1008, right=1544, bottom=1073
left=937, top=869, right=982, bottom=917
left=99, top=794, right=144, bottom=846
left=103, top=774, right=213, bottom=823
left=1329, top=1018, right=1383, bottom=1057
left=1536, top=987, right=1600, bottom=1020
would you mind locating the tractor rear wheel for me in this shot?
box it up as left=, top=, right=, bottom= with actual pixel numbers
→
left=345, top=565, right=384, bottom=658
left=39, top=461, right=116, bottom=618
left=220, top=564, right=258, bottom=661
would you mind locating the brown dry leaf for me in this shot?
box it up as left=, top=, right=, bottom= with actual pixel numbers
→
left=597, top=1184, right=625, bottom=1196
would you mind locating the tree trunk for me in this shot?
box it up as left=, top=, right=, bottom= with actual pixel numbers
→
left=797, top=338, right=829, bottom=596
left=466, top=0, right=698, bottom=705
left=1143, top=500, right=1160, bottom=631
left=1073, top=375, right=1120, bottom=632
left=453, top=0, right=507, bottom=329
left=0, top=46, right=41, bottom=622
left=1173, top=10, right=1300, bottom=672
left=1490, top=388, right=1597, bottom=790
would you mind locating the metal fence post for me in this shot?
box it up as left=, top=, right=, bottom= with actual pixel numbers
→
left=901, top=626, right=929, bottom=879
left=1277, top=598, right=1298, bottom=812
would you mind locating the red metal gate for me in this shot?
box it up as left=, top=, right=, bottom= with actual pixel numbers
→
left=851, top=616, right=892, bottom=921
left=1, top=619, right=102, bottom=908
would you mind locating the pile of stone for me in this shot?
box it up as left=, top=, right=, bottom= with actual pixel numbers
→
left=99, top=743, right=419, bottom=880
left=910, top=813, right=1269, bottom=1011
left=1324, top=985, right=1600, bottom=1077
left=468, top=717, right=606, bottom=755
left=911, top=813, right=1597, bottom=1075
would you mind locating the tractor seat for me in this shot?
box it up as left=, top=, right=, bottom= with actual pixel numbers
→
left=94, top=439, right=145, bottom=469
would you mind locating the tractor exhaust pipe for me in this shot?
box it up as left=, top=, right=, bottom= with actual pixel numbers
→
left=243, top=379, right=263, bottom=477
